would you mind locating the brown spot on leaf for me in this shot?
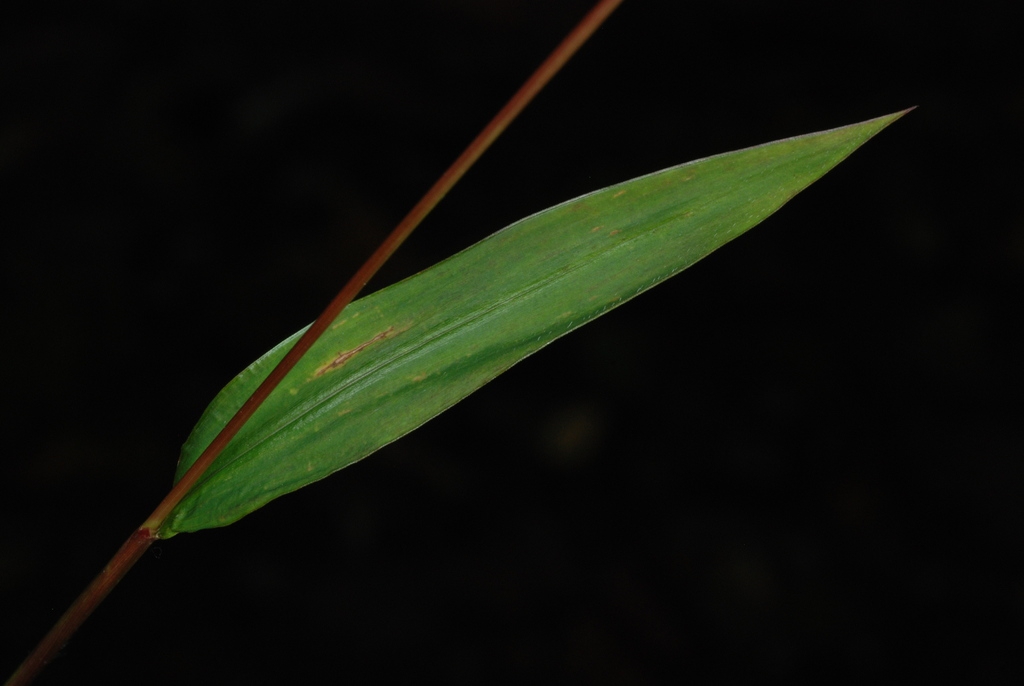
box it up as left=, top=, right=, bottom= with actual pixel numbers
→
left=313, top=326, right=395, bottom=378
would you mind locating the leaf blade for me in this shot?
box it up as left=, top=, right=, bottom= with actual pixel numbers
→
left=162, top=110, right=907, bottom=536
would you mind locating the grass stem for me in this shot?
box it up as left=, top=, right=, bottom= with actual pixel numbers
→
left=4, top=2, right=624, bottom=683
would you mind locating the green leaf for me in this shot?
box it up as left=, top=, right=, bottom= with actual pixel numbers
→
left=162, top=111, right=908, bottom=537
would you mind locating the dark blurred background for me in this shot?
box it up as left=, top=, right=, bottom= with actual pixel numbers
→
left=2, top=1, right=1021, bottom=683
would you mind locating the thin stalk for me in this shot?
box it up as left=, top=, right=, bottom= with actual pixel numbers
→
left=143, top=0, right=624, bottom=536
left=4, top=2, right=625, bottom=685
left=4, top=529, right=156, bottom=686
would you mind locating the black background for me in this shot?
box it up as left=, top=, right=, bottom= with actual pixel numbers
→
left=3, top=1, right=1022, bottom=683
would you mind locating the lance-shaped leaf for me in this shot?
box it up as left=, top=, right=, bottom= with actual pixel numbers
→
left=162, top=111, right=907, bottom=537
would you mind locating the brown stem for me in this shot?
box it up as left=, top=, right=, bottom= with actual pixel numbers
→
left=144, top=0, right=625, bottom=536
left=5, top=1, right=624, bottom=684
left=4, top=528, right=155, bottom=686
